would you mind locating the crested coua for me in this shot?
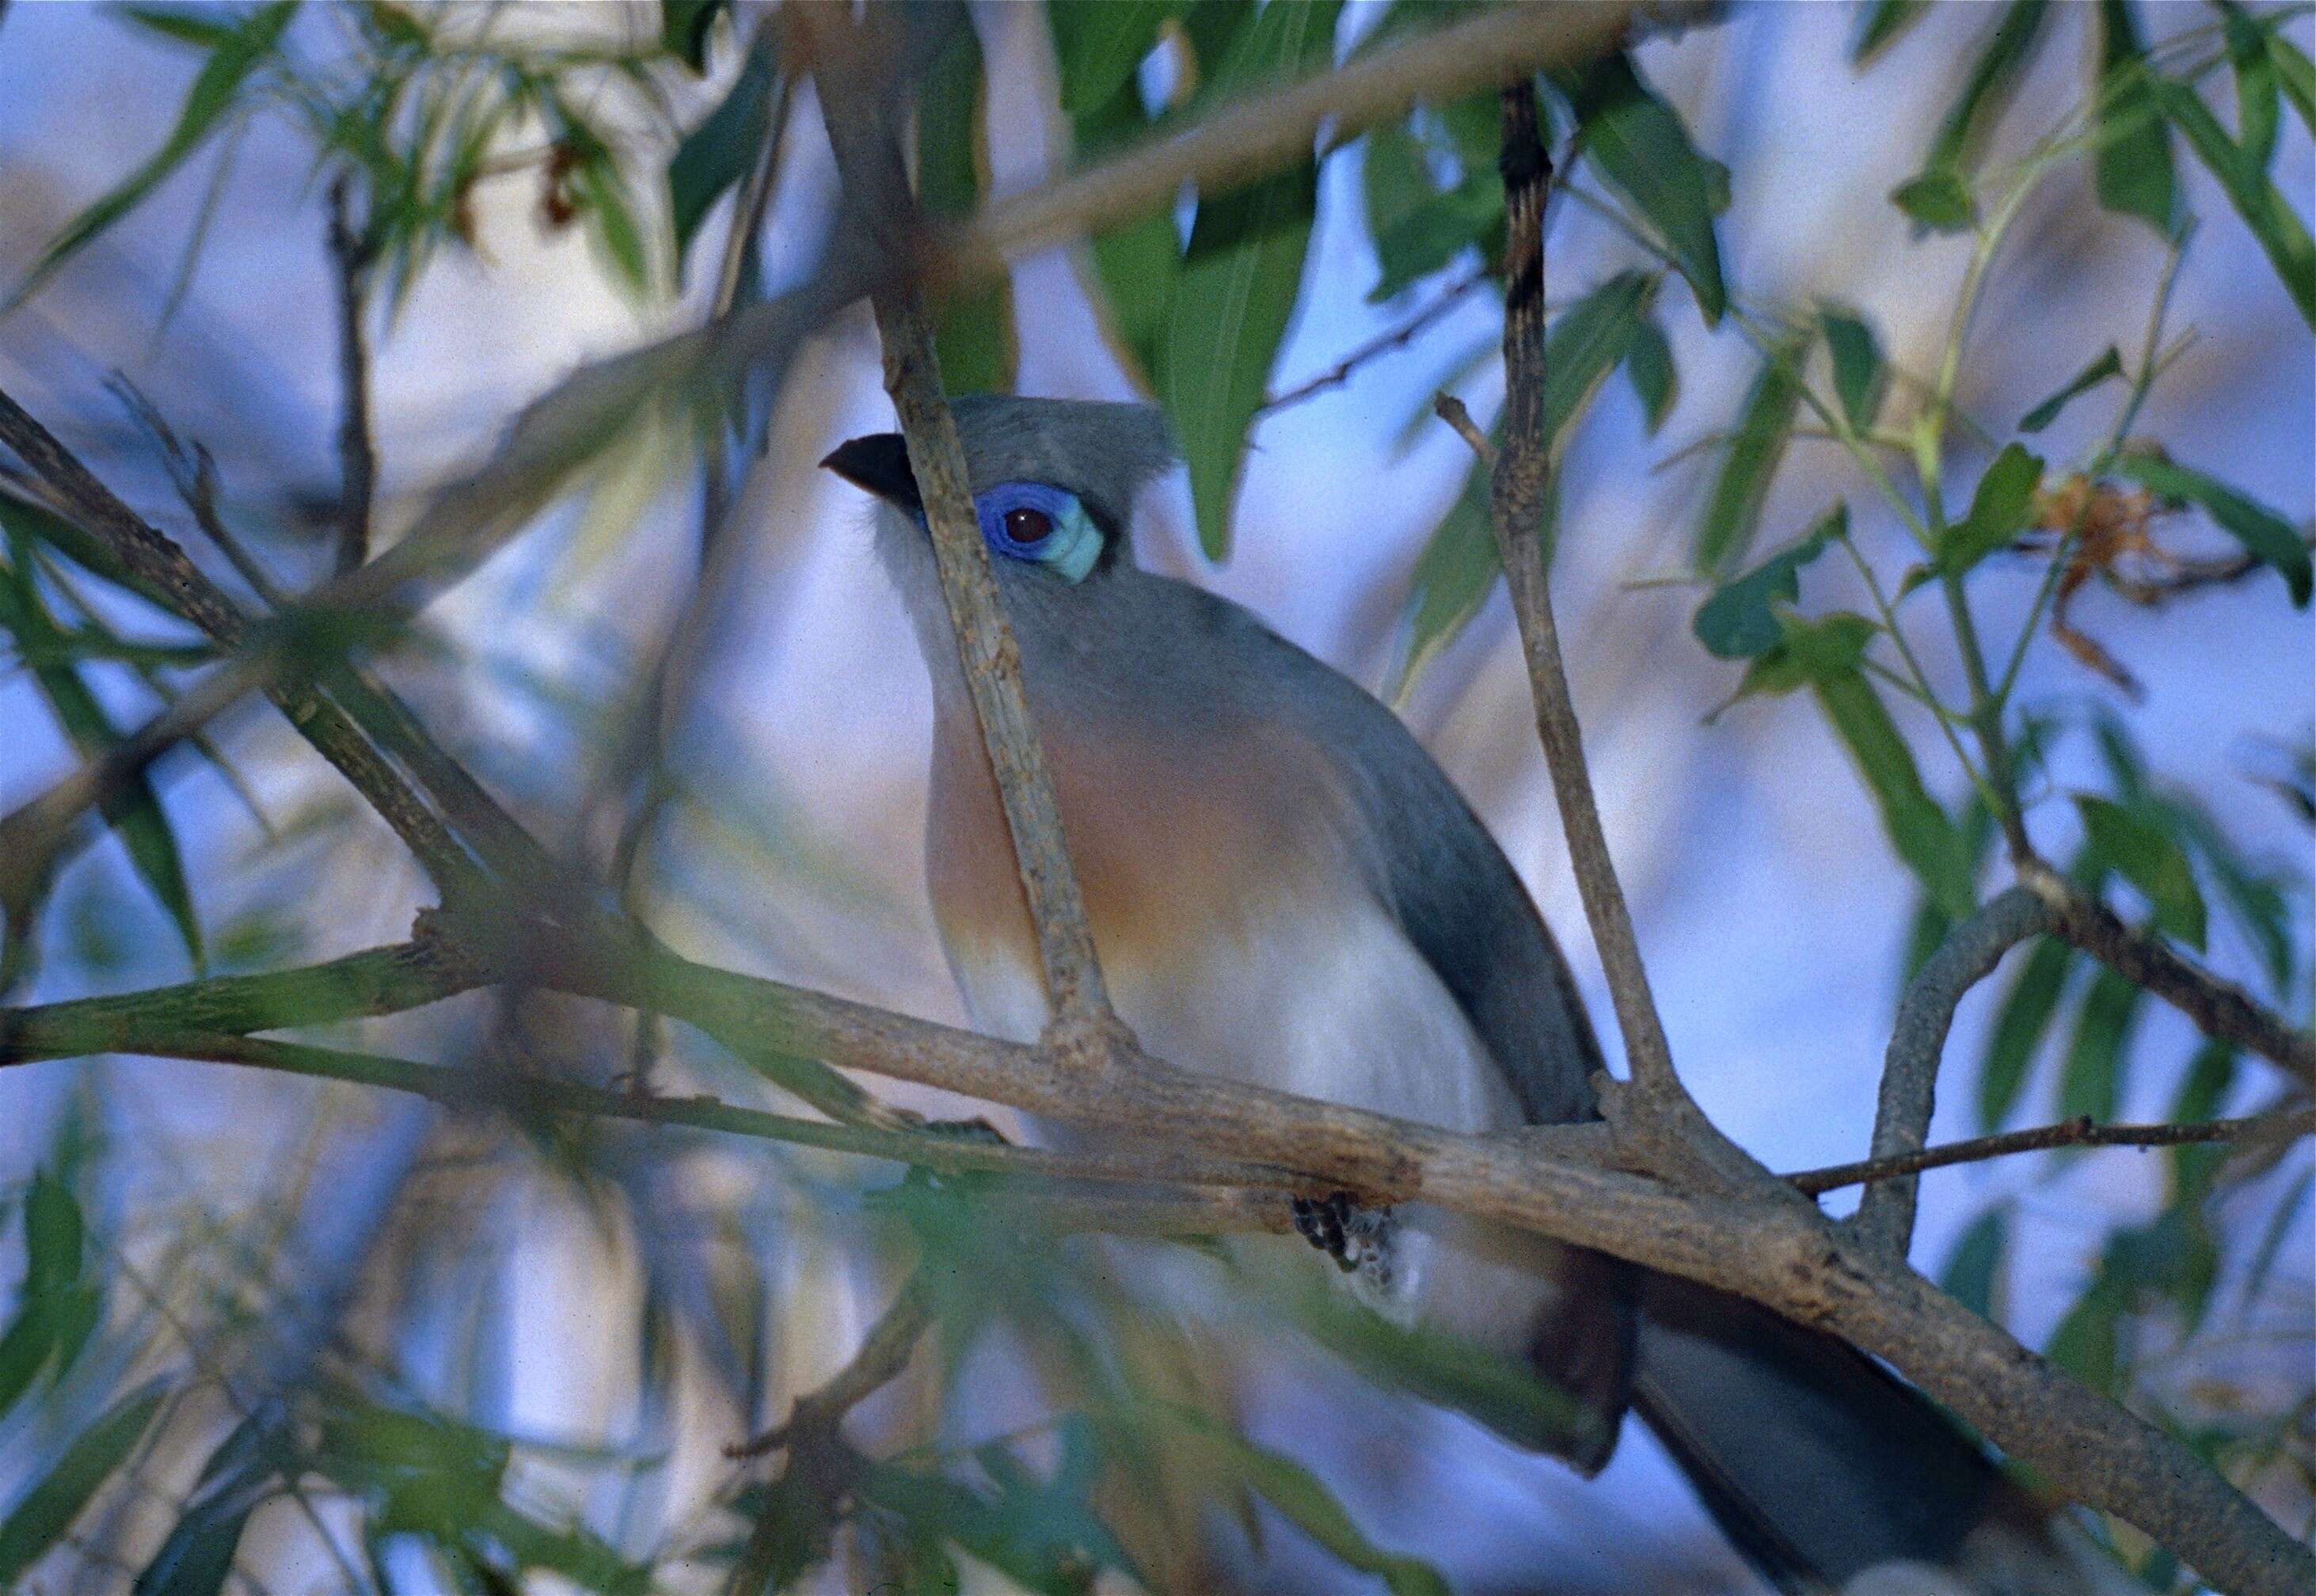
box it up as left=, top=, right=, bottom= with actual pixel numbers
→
left=826, top=396, right=2134, bottom=1596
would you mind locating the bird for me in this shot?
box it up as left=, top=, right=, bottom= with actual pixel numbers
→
left=823, top=394, right=2135, bottom=1596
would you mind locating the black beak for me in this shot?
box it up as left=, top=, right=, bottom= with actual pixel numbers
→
left=820, top=432, right=922, bottom=512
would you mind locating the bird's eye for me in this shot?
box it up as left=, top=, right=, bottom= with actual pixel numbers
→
left=1001, top=506, right=1052, bottom=546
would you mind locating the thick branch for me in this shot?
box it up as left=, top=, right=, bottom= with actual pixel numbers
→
left=806, top=7, right=1120, bottom=1041
left=2021, top=859, right=2316, bottom=1091
left=1796, top=1108, right=2313, bottom=1195
left=1854, top=886, right=2055, bottom=1253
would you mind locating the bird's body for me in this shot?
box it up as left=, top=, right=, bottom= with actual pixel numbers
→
left=830, top=397, right=2135, bottom=1596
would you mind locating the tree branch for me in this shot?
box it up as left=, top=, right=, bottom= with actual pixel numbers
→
left=2021, top=857, right=2316, bottom=1091
left=1259, top=267, right=1490, bottom=417
left=1795, top=1108, right=2313, bottom=1195
left=326, top=176, right=376, bottom=580
left=1854, top=886, right=2055, bottom=1253
left=804, top=6, right=1122, bottom=1046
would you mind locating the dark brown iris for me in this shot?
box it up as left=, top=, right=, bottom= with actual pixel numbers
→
left=1001, top=506, right=1052, bottom=545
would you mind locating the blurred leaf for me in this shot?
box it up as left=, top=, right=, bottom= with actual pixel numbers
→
left=2059, top=964, right=2143, bottom=1124
left=1553, top=53, right=1726, bottom=323
left=11, top=0, right=299, bottom=309
left=2110, top=1205, right=2221, bottom=1331
left=6, top=555, right=203, bottom=969
left=2271, top=25, right=2316, bottom=134
left=1367, top=171, right=1500, bottom=302
left=1735, top=610, right=1874, bottom=700
left=1925, top=0, right=2052, bottom=175
left=1363, top=119, right=1436, bottom=247
left=661, top=0, right=726, bottom=72
left=920, top=20, right=1017, bottom=395
left=1813, top=658, right=1979, bottom=921
left=1902, top=788, right=1998, bottom=980
left=2109, top=454, right=2312, bottom=604
left=1623, top=314, right=1678, bottom=433
left=1853, top=0, right=1929, bottom=64
left=1940, top=1206, right=2009, bottom=1320
left=2158, top=797, right=2294, bottom=993
left=576, top=156, right=648, bottom=294
left=2219, top=2, right=2281, bottom=172
left=1697, top=335, right=1806, bottom=572
left=1157, top=0, right=1340, bottom=558
left=1938, top=443, right=2044, bottom=580
left=1047, top=0, right=1173, bottom=115
left=861, top=1427, right=1135, bottom=1596
left=1693, top=504, right=1842, bottom=659
left=1537, top=272, right=1657, bottom=440
left=2072, top=793, right=2207, bottom=950
left=1159, top=1406, right=1451, bottom=1596
left=1820, top=306, right=1885, bottom=434
left=1889, top=168, right=1978, bottom=232
left=2019, top=345, right=2123, bottom=432
left=1390, top=438, right=1515, bottom=697
left=2244, top=1166, right=2313, bottom=1305
left=2166, top=1040, right=2236, bottom=1197
left=2155, top=76, right=2316, bottom=327
left=134, top=1414, right=290, bottom=1596
left=667, top=36, right=775, bottom=276
left=118, top=6, right=243, bottom=48
left=24, top=1169, right=84, bottom=1299
left=2047, top=1274, right=2124, bottom=1393
left=2093, top=0, right=2177, bottom=234
left=0, top=1383, right=170, bottom=1588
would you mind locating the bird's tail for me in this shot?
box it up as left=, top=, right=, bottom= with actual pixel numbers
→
left=1629, top=1271, right=2141, bottom=1596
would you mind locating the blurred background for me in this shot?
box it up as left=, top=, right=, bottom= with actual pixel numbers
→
left=0, top=1, right=2309, bottom=1592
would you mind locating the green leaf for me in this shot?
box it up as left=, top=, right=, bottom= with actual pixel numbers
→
left=2072, top=793, right=2207, bottom=951
left=576, top=157, right=648, bottom=295
left=1889, top=168, right=1978, bottom=232
left=2093, top=0, right=2177, bottom=234
left=2059, top=964, right=2143, bottom=1123
left=1047, top=0, right=1174, bottom=116
left=2156, top=76, right=2316, bottom=327
left=1159, top=1407, right=1451, bottom=1596
left=1811, top=659, right=1979, bottom=921
left=919, top=19, right=1016, bottom=396
left=12, top=1, right=299, bottom=310
left=1978, top=937, right=2071, bottom=1130
left=2219, top=2, right=2281, bottom=172
left=2245, top=1167, right=2313, bottom=1306
left=118, top=6, right=242, bottom=48
left=666, top=37, right=776, bottom=275
left=1390, top=436, right=1524, bottom=698
left=1693, top=504, right=1843, bottom=659
left=1735, top=610, right=1875, bottom=700
left=2047, top=1274, right=2124, bottom=1393
left=1697, top=336, right=1807, bottom=572
left=1153, top=0, right=1340, bottom=559
left=2109, top=453, right=2312, bottom=605
left=24, top=1171, right=83, bottom=1299
left=1939, top=1207, right=2009, bottom=1320
left=1538, top=272, right=1656, bottom=439
left=2018, top=345, right=2124, bottom=432
left=1623, top=314, right=1677, bottom=434
left=1924, top=0, right=2053, bottom=176
left=2270, top=26, right=2316, bottom=135
left=1938, top=443, right=2044, bottom=580
left=6, top=557, right=203, bottom=969
left=1853, top=0, right=1930, bottom=64
left=1554, top=54, right=1726, bottom=322
left=0, top=1384, right=170, bottom=1588
left=661, top=0, right=726, bottom=71
left=2166, top=1040, right=2236, bottom=1198
left=1362, top=119, right=1436, bottom=251
left=1820, top=306, right=1885, bottom=435
left=1367, top=170, right=1501, bottom=302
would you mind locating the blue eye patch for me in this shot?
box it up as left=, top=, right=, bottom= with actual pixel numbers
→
left=971, top=481, right=1103, bottom=583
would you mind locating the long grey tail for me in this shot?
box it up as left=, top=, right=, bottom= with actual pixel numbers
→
left=1630, top=1271, right=2132, bottom=1595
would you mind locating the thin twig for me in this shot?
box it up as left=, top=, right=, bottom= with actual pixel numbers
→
left=2021, top=858, right=2316, bottom=1091
left=1853, top=887, right=2055, bottom=1254
left=807, top=5, right=1122, bottom=1047
left=726, top=1275, right=933, bottom=1459
left=327, top=176, right=377, bottom=580
left=1793, top=1108, right=2314, bottom=1196
left=1260, top=268, right=1490, bottom=416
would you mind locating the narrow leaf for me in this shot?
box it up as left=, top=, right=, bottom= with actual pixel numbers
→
left=1697, top=336, right=1807, bottom=572
left=918, top=18, right=1016, bottom=395
left=1978, top=937, right=2071, bottom=1130
left=660, top=0, right=727, bottom=71
left=2271, top=27, right=2316, bottom=134
left=666, top=36, right=776, bottom=275
left=1368, top=171, right=1501, bottom=302
left=2019, top=344, right=2123, bottom=432
left=1390, top=438, right=1526, bottom=698
left=1046, top=0, right=1174, bottom=116
left=2110, top=454, right=2311, bottom=604
left=1811, top=663, right=1978, bottom=920
left=1154, top=0, right=1341, bottom=559
left=2059, top=964, right=2143, bottom=1123
left=1820, top=306, right=1885, bottom=435
left=2166, top=1039, right=2236, bottom=1197
left=2157, top=77, right=2316, bottom=327
left=1693, top=504, right=1843, bottom=659
left=1853, top=0, right=1930, bottom=65
left=1554, top=53, right=1727, bottom=322
left=1623, top=315, right=1677, bottom=434
left=2072, top=793, right=2208, bottom=951
left=1940, top=1207, right=2010, bottom=1320
left=2220, top=2, right=2281, bottom=172
left=2094, top=0, right=2177, bottom=234
left=1939, top=443, right=2044, bottom=579
left=13, top=2, right=300, bottom=308
left=1923, top=0, right=2053, bottom=173
left=0, top=1385, right=170, bottom=1587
